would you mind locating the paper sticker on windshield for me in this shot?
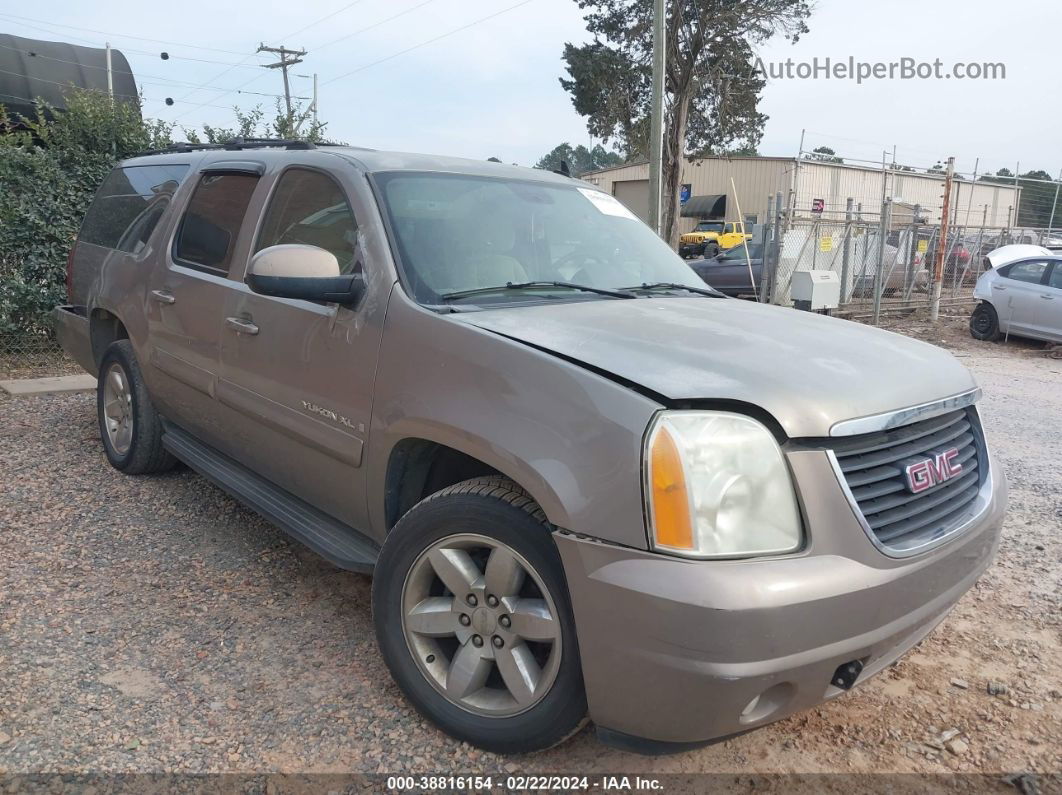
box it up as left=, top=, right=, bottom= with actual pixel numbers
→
left=577, top=188, right=638, bottom=220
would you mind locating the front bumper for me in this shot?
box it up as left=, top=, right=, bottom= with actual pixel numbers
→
left=678, top=242, right=705, bottom=258
left=556, top=449, right=1006, bottom=749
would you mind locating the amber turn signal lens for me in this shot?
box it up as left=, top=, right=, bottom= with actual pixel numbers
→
left=649, top=425, right=694, bottom=550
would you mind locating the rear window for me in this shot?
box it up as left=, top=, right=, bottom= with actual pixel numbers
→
left=79, top=164, right=189, bottom=253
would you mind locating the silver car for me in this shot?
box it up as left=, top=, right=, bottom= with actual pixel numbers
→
left=970, top=254, right=1062, bottom=342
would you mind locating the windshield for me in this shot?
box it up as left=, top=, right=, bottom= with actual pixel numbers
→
left=719, top=243, right=763, bottom=261
left=375, top=172, right=707, bottom=305
left=694, top=222, right=724, bottom=233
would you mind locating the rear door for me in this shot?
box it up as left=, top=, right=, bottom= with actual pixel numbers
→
left=994, top=260, right=1050, bottom=337
left=145, top=163, right=262, bottom=445
left=1034, top=262, right=1062, bottom=341
left=213, top=159, right=386, bottom=531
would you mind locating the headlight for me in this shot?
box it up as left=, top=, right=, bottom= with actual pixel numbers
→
left=644, top=411, right=802, bottom=559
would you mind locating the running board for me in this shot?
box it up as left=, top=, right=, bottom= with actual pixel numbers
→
left=162, top=422, right=378, bottom=574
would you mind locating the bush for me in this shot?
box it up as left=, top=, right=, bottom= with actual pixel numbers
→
left=0, top=90, right=172, bottom=336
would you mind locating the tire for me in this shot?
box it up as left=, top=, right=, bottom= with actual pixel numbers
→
left=704, top=243, right=720, bottom=259
left=372, top=476, right=587, bottom=753
left=969, top=302, right=1001, bottom=341
left=97, top=340, right=176, bottom=474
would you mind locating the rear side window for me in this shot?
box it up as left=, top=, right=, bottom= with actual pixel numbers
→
left=79, top=164, right=189, bottom=253
left=1049, top=265, right=1062, bottom=290
left=1002, top=261, right=1048, bottom=284
left=174, top=174, right=259, bottom=274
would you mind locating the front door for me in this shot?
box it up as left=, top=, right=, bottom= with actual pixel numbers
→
left=214, top=163, right=385, bottom=532
left=146, top=166, right=261, bottom=447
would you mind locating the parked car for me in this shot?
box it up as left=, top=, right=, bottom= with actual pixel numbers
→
left=678, top=220, right=749, bottom=259
left=969, top=254, right=1062, bottom=342
left=690, top=242, right=762, bottom=296
left=56, top=140, right=1006, bottom=755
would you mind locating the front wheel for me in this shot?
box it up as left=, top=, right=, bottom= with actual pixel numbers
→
left=969, top=302, right=1001, bottom=341
left=704, top=243, right=720, bottom=259
left=372, top=476, right=586, bottom=753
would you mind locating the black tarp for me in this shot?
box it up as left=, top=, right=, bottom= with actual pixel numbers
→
left=0, top=33, right=138, bottom=120
left=681, top=194, right=727, bottom=219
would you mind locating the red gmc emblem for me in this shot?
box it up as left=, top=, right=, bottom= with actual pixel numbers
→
left=904, top=448, right=963, bottom=493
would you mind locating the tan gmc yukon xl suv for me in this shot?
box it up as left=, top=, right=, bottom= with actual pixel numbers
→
left=56, top=139, right=1007, bottom=754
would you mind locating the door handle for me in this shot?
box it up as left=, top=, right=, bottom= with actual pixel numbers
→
left=150, top=289, right=176, bottom=304
left=994, top=285, right=1007, bottom=291
left=225, top=316, right=259, bottom=335
left=1040, top=294, right=1055, bottom=300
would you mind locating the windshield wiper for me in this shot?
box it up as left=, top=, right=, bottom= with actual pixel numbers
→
left=620, top=282, right=726, bottom=298
left=440, top=281, right=637, bottom=301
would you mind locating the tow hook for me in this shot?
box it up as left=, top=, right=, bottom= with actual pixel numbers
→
left=831, top=660, right=864, bottom=690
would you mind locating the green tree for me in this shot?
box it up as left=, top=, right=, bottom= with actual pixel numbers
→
left=535, top=142, right=624, bottom=175
left=183, top=99, right=329, bottom=144
left=0, top=91, right=173, bottom=336
left=560, top=0, right=811, bottom=243
left=980, top=168, right=1060, bottom=228
left=804, top=146, right=842, bottom=163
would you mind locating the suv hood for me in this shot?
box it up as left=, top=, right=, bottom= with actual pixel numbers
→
left=450, top=297, right=977, bottom=439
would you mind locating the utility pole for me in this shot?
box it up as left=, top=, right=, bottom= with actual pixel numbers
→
left=930, top=156, right=955, bottom=321
left=257, top=43, right=307, bottom=132
left=647, top=0, right=666, bottom=238
left=105, top=42, right=114, bottom=97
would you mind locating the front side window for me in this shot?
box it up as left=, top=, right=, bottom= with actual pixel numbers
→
left=174, top=173, right=259, bottom=274
left=255, top=169, right=359, bottom=274
left=1003, top=261, right=1049, bottom=285
left=79, top=164, right=189, bottom=254
left=377, top=172, right=709, bottom=304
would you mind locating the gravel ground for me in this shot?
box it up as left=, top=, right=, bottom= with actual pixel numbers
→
left=0, top=315, right=1059, bottom=781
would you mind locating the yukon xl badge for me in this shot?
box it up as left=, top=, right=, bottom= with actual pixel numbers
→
left=903, top=448, right=962, bottom=494
left=301, top=400, right=358, bottom=431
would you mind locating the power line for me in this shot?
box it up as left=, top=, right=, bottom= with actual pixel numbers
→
left=321, top=0, right=538, bottom=86
left=0, top=13, right=269, bottom=70
left=0, top=11, right=262, bottom=57
left=312, top=0, right=443, bottom=53
left=0, top=42, right=294, bottom=98
left=0, top=72, right=234, bottom=110
left=165, top=2, right=373, bottom=122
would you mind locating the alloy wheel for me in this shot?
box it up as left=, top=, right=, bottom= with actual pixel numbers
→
left=401, top=533, right=562, bottom=717
left=102, top=363, right=134, bottom=455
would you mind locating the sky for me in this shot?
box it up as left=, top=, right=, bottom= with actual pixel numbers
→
left=2, top=0, right=1059, bottom=179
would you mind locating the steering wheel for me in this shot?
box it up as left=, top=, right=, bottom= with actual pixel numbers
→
left=553, top=245, right=616, bottom=275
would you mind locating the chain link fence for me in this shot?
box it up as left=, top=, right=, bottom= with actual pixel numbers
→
left=752, top=199, right=1057, bottom=323
left=0, top=322, right=79, bottom=381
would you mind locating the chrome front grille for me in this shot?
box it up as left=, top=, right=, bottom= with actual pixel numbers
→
left=827, top=407, right=988, bottom=553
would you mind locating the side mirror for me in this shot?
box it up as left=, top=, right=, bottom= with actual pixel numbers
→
left=246, top=244, right=364, bottom=305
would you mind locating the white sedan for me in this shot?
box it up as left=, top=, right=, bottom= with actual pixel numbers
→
left=970, top=248, right=1062, bottom=342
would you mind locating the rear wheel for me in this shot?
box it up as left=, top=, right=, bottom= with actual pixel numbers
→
left=969, top=302, right=1000, bottom=341
left=97, top=340, right=176, bottom=474
left=372, top=476, right=586, bottom=752
left=704, top=242, right=720, bottom=259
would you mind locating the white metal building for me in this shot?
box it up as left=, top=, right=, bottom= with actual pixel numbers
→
left=581, top=156, right=1021, bottom=234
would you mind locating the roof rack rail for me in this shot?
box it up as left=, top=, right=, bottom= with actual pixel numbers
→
left=133, top=137, right=319, bottom=157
